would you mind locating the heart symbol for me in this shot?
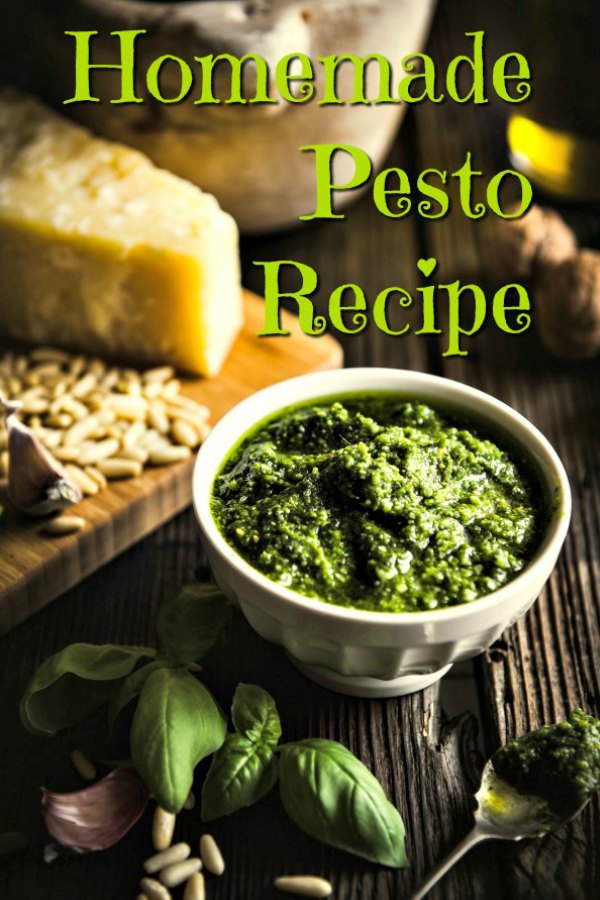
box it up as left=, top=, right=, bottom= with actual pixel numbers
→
left=417, top=257, right=437, bottom=278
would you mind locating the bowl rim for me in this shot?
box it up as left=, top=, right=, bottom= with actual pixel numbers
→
left=193, top=368, right=571, bottom=625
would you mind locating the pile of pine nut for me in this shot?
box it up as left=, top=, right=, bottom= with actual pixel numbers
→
left=138, top=806, right=226, bottom=900
left=0, top=347, right=210, bottom=493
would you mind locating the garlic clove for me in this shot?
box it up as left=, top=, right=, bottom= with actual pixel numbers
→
left=0, top=396, right=82, bottom=516
left=42, top=766, right=149, bottom=853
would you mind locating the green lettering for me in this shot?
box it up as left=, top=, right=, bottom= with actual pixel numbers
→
left=319, top=53, right=397, bottom=105
left=373, top=168, right=412, bottom=218
left=443, top=282, right=487, bottom=356
left=373, top=287, right=413, bottom=336
left=446, top=31, right=487, bottom=104
left=329, top=285, right=368, bottom=333
left=255, top=261, right=326, bottom=336
left=146, top=55, right=193, bottom=103
left=493, top=53, right=531, bottom=102
left=417, top=169, right=450, bottom=218
left=398, top=54, right=444, bottom=103
left=275, top=54, right=314, bottom=103
left=487, top=169, right=533, bottom=218
left=453, top=152, right=486, bottom=219
left=493, top=284, right=531, bottom=333
left=194, top=53, right=275, bottom=105
left=299, top=144, right=372, bottom=221
left=64, top=29, right=145, bottom=104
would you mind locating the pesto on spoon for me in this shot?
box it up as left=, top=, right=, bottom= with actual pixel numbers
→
left=412, top=710, right=600, bottom=899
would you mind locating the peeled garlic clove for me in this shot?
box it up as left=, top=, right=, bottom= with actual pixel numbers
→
left=42, top=766, right=149, bottom=853
left=0, top=396, right=82, bottom=516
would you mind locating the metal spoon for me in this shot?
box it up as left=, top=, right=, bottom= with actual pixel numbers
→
left=411, top=759, right=586, bottom=899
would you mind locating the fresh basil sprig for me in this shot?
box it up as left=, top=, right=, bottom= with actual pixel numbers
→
left=279, top=739, right=407, bottom=868
left=20, top=583, right=231, bottom=813
left=20, top=644, right=156, bottom=737
left=201, top=684, right=280, bottom=821
left=201, top=686, right=407, bottom=868
left=156, top=582, right=230, bottom=663
left=131, top=668, right=226, bottom=813
left=107, top=659, right=166, bottom=730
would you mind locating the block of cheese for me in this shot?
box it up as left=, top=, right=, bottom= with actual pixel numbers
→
left=0, top=89, right=242, bottom=376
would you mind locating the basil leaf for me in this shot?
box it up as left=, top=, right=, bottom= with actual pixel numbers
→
left=279, top=739, right=407, bottom=868
left=131, top=668, right=226, bottom=813
left=107, top=660, right=167, bottom=730
left=156, top=583, right=229, bottom=664
left=231, top=683, right=282, bottom=748
left=20, top=644, right=156, bottom=737
left=201, top=733, right=278, bottom=821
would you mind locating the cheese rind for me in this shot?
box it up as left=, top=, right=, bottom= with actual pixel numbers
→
left=0, top=89, right=242, bottom=376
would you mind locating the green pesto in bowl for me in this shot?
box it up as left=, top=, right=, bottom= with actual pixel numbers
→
left=211, top=394, right=544, bottom=613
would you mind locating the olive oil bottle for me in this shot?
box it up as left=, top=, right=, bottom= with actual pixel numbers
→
left=507, top=0, right=600, bottom=202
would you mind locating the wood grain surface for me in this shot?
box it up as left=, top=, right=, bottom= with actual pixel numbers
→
left=0, top=2, right=598, bottom=899
left=0, top=292, right=343, bottom=634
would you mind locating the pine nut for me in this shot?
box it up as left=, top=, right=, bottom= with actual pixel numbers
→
left=152, top=807, right=175, bottom=851
left=122, top=420, right=146, bottom=450
left=42, top=516, right=86, bottom=536
left=64, top=415, right=100, bottom=446
left=0, top=450, right=9, bottom=478
left=144, top=843, right=190, bottom=875
left=139, top=878, right=171, bottom=900
left=28, top=347, right=71, bottom=365
left=183, top=791, right=195, bottom=811
left=171, top=419, right=199, bottom=448
left=148, top=401, right=170, bottom=434
left=53, top=446, right=81, bottom=463
left=96, top=458, right=143, bottom=479
left=143, top=381, right=164, bottom=400
left=38, top=429, right=63, bottom=449
left=20, top=397, right=49, bottom=415
left=183, top=873, right=205, bottom=900
left=30, top=362, right=61, bottom=379
left=118, top=446, right=149, bottom=464
left=144, top=366, right=175, bottom=384
left=159, top=859, right=202, bottom=888
left=104, top=395, right=148, bottom=420
left=71, top=373, right=97, bottom=399
left=84, top=466, right=108, bottom=489
left=199, top=834, right=224, bottom=876
left=70, top=749, right=96, bottom=781
left=69, top=356, right=86, bottom=378
left=149, top=446, right=191, bottom=466
left=64, top=464, right=100, bottom=497
left=273, top=876, right=333, bottom=898
left=137, top=895, right=149, bottom=900
left=46, top=412, right=73, bottom=429
left=77, top=438, right=120, bottom=466
left=139, top=429, right=164, bottom=451
left=162, top=379, right=182, bottom=399
left=95, top=408, right=117, bottom=427
left=60, top=396, right=89, bottom=419
left=88, top=358, right=106, bottom=379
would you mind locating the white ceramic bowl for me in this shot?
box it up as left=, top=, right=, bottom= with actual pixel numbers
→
left=193, top=369, right=571, bottom=698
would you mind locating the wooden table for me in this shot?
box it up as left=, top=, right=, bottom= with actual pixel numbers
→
left=1, top=2, right=598, bottom=898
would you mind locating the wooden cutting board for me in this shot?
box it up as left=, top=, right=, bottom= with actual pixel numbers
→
left=0, top=291, right=343, bottom=634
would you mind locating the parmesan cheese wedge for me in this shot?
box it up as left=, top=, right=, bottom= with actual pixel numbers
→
left=0, top=89, right=243, bottom=376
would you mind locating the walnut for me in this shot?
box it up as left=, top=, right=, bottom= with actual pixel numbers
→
left=535, top=249, right=600, bottom=359
left=488, top=204, right=577, bottom=284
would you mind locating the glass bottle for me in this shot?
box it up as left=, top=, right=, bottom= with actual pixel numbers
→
left=507, top=0, right=600, bottom=202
